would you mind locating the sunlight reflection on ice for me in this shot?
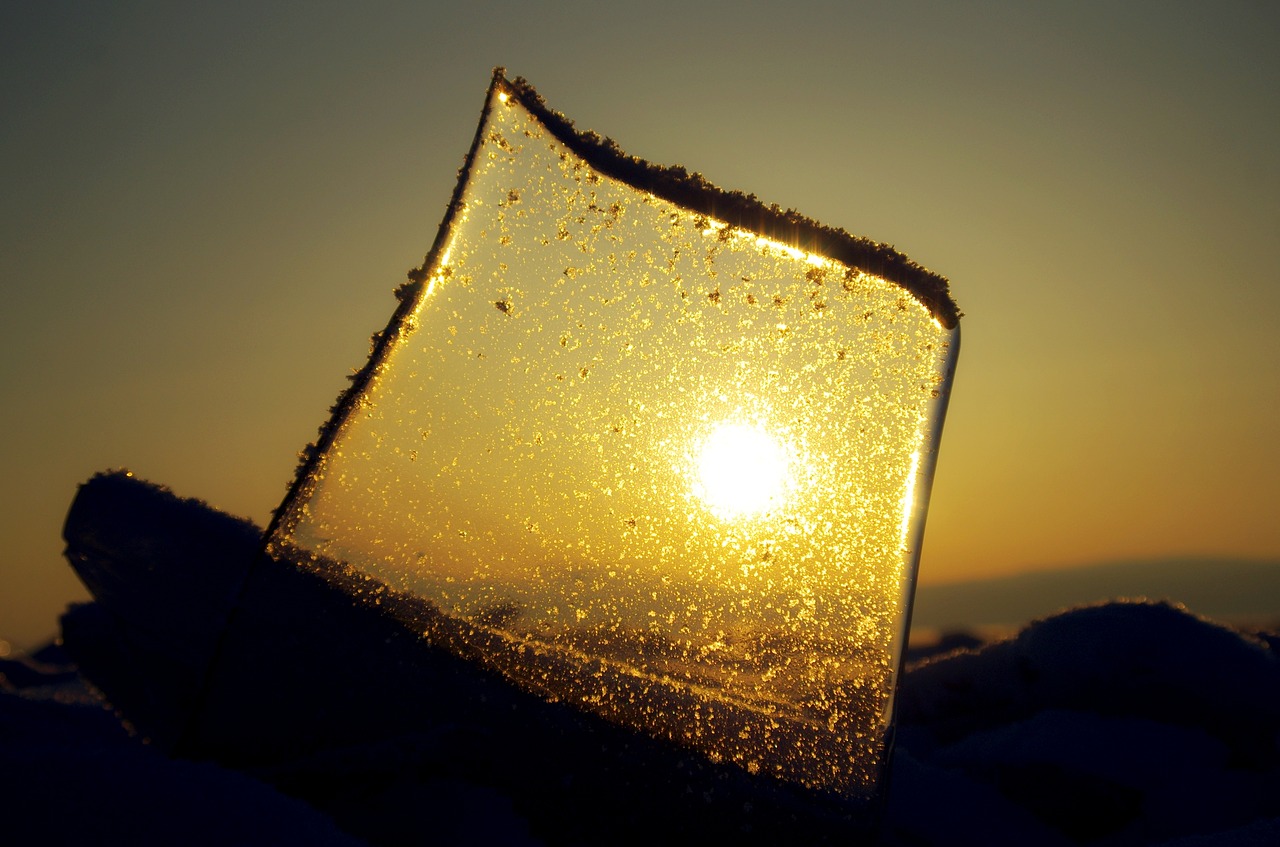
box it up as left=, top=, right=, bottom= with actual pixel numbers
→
left=272, top=71, right=959, bottom=799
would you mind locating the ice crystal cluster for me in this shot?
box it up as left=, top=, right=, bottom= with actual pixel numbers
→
left=274, top=74, right=958, bottom=797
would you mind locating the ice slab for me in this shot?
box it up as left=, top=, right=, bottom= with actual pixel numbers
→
left=272, top=69, right=959, bottom=799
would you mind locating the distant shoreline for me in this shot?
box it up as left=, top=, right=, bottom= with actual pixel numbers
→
left=912, top=555, right=1280, bottom=633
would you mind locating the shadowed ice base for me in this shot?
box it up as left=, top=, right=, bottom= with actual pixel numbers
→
left=470, top=617, right=890, bottom=792
left=271, top=537, right=894, bottom=797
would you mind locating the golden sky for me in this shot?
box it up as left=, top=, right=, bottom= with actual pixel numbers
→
left=2, top=1, right=1278, bottom=650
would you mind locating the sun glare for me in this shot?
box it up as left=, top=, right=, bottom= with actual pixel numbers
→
left=279, top=73, right=961, bottom=800
left=693, top=421, right=794, bottom=519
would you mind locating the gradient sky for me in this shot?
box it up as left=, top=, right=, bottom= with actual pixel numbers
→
left=3, top=1, right=1278, bottom=651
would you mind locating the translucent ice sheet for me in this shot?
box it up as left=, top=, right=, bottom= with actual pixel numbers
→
left=272, top=71, right=959, bottom=798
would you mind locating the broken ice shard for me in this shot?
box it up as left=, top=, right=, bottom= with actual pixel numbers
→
left=271, top=69, right=959, bottom=799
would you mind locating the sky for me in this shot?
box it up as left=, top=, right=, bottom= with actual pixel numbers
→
left=2, top=1, right=1278, bottom=651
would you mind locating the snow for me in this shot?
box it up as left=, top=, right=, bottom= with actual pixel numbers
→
left=884, top=602, right=1280, bottom=846
left=9, top=601, right=1278, bottom=845
left=0, top=646, right=362, bottom=846
left=5, top=472, right=1278, bottom=845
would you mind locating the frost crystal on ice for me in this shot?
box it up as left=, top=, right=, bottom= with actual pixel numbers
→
left=272, top=70, right=959, bottom=798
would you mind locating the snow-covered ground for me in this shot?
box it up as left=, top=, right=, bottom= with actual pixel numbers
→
left=5, top=473, right=1279, bottom=845
left=6, top=605, right=1280, bottom=845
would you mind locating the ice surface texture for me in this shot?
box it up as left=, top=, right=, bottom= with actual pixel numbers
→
left=272, top=70, right=959, bottom=799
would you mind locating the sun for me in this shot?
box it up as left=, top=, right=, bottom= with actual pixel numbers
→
left=693, top=421, right=794, bottom=519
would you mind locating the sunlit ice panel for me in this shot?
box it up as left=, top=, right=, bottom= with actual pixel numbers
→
left=272, top=70, right=959, bottom=800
